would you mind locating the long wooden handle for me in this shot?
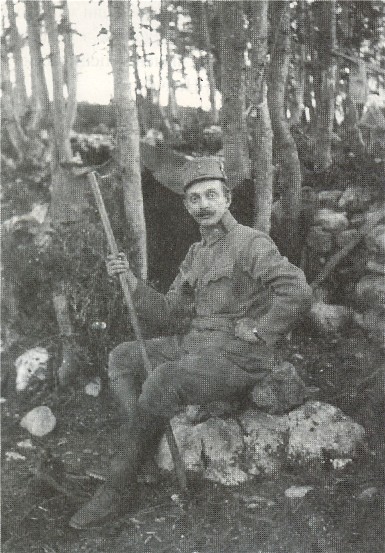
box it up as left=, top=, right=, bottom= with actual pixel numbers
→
left=87, top=171, right=187, bottom=492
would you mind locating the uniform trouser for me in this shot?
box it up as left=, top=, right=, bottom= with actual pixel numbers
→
left=106, top=335, right=269, bottom=489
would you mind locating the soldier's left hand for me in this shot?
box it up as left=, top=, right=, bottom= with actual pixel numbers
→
left=234, top=317, right=265, bottom=344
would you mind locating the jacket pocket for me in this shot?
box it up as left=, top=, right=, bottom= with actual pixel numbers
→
left=202, top=260, right=234, bottom=286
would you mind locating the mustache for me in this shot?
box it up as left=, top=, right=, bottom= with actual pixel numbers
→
left=196, top=209, right=215, bottom=217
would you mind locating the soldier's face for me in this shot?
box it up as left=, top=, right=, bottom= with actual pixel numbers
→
left=184, top=180, right=231, bottom=226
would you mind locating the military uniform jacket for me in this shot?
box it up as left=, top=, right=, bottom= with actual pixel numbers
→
left=134, top=211, right=311, bottom=365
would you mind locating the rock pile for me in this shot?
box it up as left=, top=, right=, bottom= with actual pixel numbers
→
left=157, top=401, right=365, bottom=485
left=304, top=187, right=385, bottom=337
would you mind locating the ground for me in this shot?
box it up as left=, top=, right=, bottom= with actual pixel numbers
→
left=2, top=328, right=384, bottom=553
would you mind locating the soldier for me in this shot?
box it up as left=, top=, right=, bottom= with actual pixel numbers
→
left=70, top=157, right=312, bottom=529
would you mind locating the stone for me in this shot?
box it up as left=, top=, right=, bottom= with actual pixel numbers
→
left=85, top=377, right=101, bottom=397
left=285, top=486, right=313, bottom=498
left=157, top=402, right=365, bottom=484
left=287, top=401, right=365, bottom=464
left=366, top=258, right=385, bottom=275
left=313, top=209, right=349, bottom=233
left=240, top=409, right=289, bottom=476
left=309, top=302, right=352, bottom=333
left=355, top=308, right=385, bottom=342
left=338, top=186, right=373, bottom=212
left=157, top=414, right=250, bottom=485
left=251, top=362, right=306, bottom=414
left=365, top=224, right=385, bottom=256
left=355, top=275, right=385, bottom=307
left=15, top=347, right=49, bottom=392
left=17, top=439, right=35, bottom=449
left=20, top=406, right=56, bottom=437
left=5, top=451, right=26, bottom=461
left=318, top=190, right=343, bottom=209
left=336, top=229, right=359, bottom=249
left=307, top=226, right=333, bottom=253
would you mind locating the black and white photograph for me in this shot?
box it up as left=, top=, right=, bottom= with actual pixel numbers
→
left=1, top=0, right=384, bottom=551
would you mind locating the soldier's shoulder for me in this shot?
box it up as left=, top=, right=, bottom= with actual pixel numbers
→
left=233, top=223, right=274, bottom=244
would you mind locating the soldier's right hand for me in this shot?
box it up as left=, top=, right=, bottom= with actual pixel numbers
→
left=106, top=253, right=131, bottom=278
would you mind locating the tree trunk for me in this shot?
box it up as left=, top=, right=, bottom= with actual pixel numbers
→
left=109, top=0, right=148, bottom=279
left=268, top=0, right=302, bottom=262
left=201, top=0, right=218, bottom=124
left=1, top=38, right=27, bottom=160
left=6, top=0, right=27, bottom=118
left=290, top=1, right=306, bottom=127
left=43, top=0, right=72, bottom=167
left=218, top=1, right=250, bottom=190
left=248, top=0, right=273, bottom=234
left=313, top=0, right=337, bottom=173
left=166, top=14, right=178, bottom=122
left=24, top=0, right=50, bottom=130
left=62, top=1, right=77, bottom=136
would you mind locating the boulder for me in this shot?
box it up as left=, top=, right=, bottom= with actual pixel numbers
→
left=156, top=415, right=250, bottom=486
left=365, top=224, right=385, bottom=256
left=318, top=190, right=343, bottom=209
left=338, top=186, right=373, bottom=212
left=157, top=402, right=365, bottom=484
left=251, top=362, right=306, bottom=414
left=313, top=209, right=349, bottom=233
left=20, top=406, right=56, bottom=437
left=240, top=409, right=289, bottom=476
left=355, top=275, right=385, bottom=307
left=307, top=226, right=333, bottom=254
left=287, top=401, right=365, bottom=464
left=309, top=302, right=352, bottom=333
left=15, top=347, right=49, bottom=392
left=336, top=228, right=359, bottom=249
left=366, top=258, right=385, bottom=275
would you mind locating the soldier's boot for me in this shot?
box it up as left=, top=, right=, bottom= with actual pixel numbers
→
left=69, top=404, right=166, bottom=530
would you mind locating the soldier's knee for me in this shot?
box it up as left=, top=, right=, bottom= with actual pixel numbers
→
left=108, top=341, right=139, bottom=381
left=139, top=363, right=181, bottom=417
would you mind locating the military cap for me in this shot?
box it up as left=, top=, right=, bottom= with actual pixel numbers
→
left=181, top=157, right=227, bottom=191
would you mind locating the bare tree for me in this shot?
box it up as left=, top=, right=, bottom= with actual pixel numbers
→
left=24, top=0, right=49, bottom=130
left=62, top=1, right=77, bottom=136
left=109, top=0, right=148, bottom=279
left=268, top=0, right=302, bottom=261
left=218, top=0, right=250, bottom=189
left=248, top=0, right=273, bottom=234
left=6, top=0, right=27, bottom=117
left=201, top=0, right=218, bottom=124
left=313, top=0, right=337, bottom=172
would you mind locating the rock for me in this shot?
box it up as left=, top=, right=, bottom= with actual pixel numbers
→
left=357, top=487, right=378, bottom=501
left=309, top=302, right=352, bottom=333
left=251, top=362, right=306, bottom=414
left=307, top=226, right=333, bottom=253
left=355, top=308, right=385, bottom=342
left=365, top=224, right=385, bottom=256
left=5, top=451, right=26, bottom=461
left=240, top=409, right=289, bottom=476
left=15, top=347, right=49, bottom=392
left=285, top=485, right=313, bottom=498
left=158, top=401, right=365, bottom=484
left=336, top=229, right=359, bottom=249
left=20, top=406, right=56, bottom=437
left=318, top=190, right=343, bottom=209
left=157, top=414, right=250, bottom=485
left=349, top=213, right=366, bottom=228
left=338, top=186, right=373, bottom=212
left=85, top=377, right=101, bottom=397
left=366, top=258, right=385, bottom=274
left=287, top=401, right=365, bottom=465
left=355, top=275, right=385, bottom=307
left=17, top=439, right=35, bottom=449
left=313, top=209, right=349, bottom=233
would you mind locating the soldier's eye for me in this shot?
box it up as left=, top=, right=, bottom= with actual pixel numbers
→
left=207, top=190, right=218, bottom=199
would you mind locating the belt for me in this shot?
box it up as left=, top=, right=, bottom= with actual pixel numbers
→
left=191, top=316, right=236, bottom=333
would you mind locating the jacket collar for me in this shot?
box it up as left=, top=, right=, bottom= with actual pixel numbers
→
left=199, top=210, right=238, bottom=245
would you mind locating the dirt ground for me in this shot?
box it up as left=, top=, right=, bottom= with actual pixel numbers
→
left=2, top=328, right=384, bottom=553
